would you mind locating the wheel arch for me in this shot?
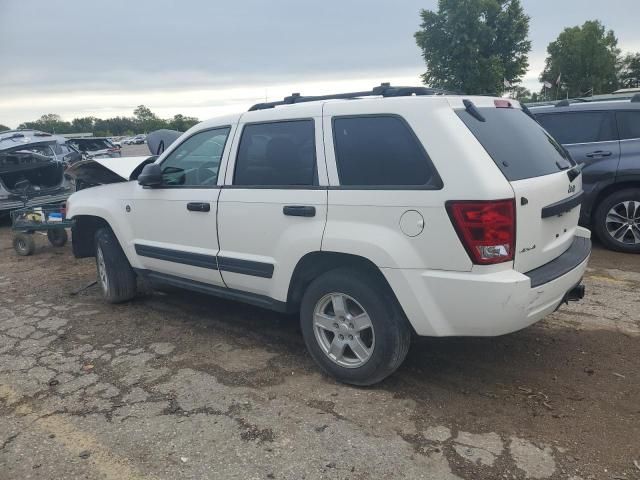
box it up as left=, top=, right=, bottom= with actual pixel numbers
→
left=70, top=215, right=112, bottom=258
left=286, top=251, right=412, bottom=329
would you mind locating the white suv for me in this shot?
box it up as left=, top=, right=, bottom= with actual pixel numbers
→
left=66, top=85, right=591, bottom=385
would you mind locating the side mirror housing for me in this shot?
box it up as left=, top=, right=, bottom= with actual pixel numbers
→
left=138, top=163, right=162, bottom=187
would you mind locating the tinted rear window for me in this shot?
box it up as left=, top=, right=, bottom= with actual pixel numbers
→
left=616, top=111, right=640, bottom=140
left=457, top=108, right=573, bottom=181
left=535, top=111, right=617, bottom=144
left=332, top=116, right=440, bottom=187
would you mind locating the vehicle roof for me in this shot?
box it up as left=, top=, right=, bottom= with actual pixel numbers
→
left=529, top=99, right=640, bottom=114
left=193, top=95, right=515, bottom=131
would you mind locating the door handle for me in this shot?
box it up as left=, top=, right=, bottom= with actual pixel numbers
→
left=283, top=205, right=316, bottom=217
left=187, top=202, right=210, bottom=212
left=585, top=150, right=612, bottom=158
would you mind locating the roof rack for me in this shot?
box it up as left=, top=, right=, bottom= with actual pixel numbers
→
left=248, top=83, right=460, bottom=111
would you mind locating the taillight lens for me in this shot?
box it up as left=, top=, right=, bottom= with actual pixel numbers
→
left=446, top=199, right=515, bottom=265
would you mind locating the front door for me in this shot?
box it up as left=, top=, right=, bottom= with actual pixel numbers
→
left=217, top=114, right=328, bottom=302
left=126, top=125, right=234, bottom=286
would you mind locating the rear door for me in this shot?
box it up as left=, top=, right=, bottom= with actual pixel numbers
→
left=535, top=111, right=621, bottom=199
left=616, top=110, right=640, bottom=176
left=457, top=105, right=583, bottom=273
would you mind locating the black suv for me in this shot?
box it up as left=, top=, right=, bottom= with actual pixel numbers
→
left=531, top=97, right=640, bottom=253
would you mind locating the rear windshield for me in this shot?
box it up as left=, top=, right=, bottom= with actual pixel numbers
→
left=70, top=139, right=113, bottom=151
left=457, top=107, right=574, bottom=181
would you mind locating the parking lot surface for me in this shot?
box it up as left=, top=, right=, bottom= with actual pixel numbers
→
left=1, top=192, right=639, bottom=479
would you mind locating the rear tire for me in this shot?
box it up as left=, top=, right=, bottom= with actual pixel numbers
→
left=300, top=268, right=411, bottom=386
left=95, top=227, right=137, bottom=303
left=593, top=188, right=640, bottom=253
left=47, top=228, right=68, bottom=247
left=13, top=233, right=36, bottom=256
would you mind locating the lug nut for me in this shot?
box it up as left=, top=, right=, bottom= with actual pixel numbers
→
left=349, top=323, right=354, bottom=329
left=348, top=334, right=354, bottom=340
left=333, top=323, right=339, bottom=329
left=338, top=334, right=344, bottom=340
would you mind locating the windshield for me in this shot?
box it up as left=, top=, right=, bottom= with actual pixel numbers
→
left=457, top=107, right=574, bottom=181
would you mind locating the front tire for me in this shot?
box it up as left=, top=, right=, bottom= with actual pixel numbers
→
left=95, top=228, right=137, bottom=303
left=300, top=268, right=411, bottom=386
left=593, top=189, right=640, bottom=253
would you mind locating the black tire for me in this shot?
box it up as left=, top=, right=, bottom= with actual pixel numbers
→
left=300, top=268, right=411, bottom=386
left=47, top=228, right=68, bottom=247
left=593, top=188, right=640, bottom=253
left=13, top=233, right=36, bottom=256
left=94, top=227, right=137, bottom=303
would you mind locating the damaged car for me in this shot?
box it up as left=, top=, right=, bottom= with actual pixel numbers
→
left=67, top=137, right=121, bottom=160
left=64, top=129, right=182, bottom=189
left=0, top=130, right=73, bottom=211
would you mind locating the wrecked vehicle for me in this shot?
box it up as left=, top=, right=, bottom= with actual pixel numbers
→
left=65, top=129, right=183, bottom=189
left=0, top=130, right=72, bottom=211
left=67, top=137, right=121, bottom=160
left=65, top=155, right=156, bottom=190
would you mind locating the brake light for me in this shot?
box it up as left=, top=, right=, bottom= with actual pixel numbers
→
left=447, top=199, right=515, bottom=265
left=494, top=99, right=513, bottom=108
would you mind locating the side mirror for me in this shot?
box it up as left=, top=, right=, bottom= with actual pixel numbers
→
left=138, top=163, right=163, bottom=187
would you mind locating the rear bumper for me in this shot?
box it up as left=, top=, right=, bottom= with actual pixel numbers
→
left=0, top=190, right=72, bottom=212
left=383, top=231, right=591, bottom=337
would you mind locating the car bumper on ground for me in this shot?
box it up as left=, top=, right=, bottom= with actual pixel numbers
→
left=0, top=190, right=72, bottom=212
left=383, top=231, right=591, bottom=337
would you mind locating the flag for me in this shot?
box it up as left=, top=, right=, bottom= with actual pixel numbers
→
left=503, top=78, right=512, bottom=88
left=543, top=81, right=552, bottom=89
left=556, top=73, right=562, bottom=86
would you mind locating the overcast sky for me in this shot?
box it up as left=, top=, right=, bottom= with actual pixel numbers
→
left=1, top=0, right=638, bottom=127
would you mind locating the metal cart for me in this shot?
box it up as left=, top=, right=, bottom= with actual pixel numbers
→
left=10, top=203, right=73, bottom=256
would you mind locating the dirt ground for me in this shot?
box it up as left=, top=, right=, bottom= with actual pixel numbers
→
left=0, top=184, right=639, bottom=479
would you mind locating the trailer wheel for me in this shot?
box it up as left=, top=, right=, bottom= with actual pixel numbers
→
left=13, top=233, right=36, bottom=256
left=47, top=228, right=68, bottom=247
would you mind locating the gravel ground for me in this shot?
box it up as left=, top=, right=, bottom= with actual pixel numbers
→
left=0, top=175, right=639, bottom=479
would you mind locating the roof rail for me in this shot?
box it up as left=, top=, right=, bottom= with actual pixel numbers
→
left=248, top=83, right=460, bottom=111
left=555, top=98, right=589, bottom=107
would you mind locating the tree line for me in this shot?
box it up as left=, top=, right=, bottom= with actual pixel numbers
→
left=5, top=105, right=199, bottom=137
left=415, top=0, right=640, bottom=102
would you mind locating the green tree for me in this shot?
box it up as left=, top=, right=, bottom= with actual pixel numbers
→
left=619, top=53, right=640, bottom=88
left=169, top=114, right=199, bottom=131
left=0, top=124, right=11, bottom=131
left=18, top=114, right=72, bottom=134
left=415, top=0, right=531, bottom=94
left=540, top=20, right=620, bottom=98
left=133, top=105, right=167, bottom=133
left=71, top=117, right=96, bottom=133
left=510, top=85, right=532, bottom=102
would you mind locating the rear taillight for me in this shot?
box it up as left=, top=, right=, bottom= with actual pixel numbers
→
left=446, top=199, right=515, bottom=265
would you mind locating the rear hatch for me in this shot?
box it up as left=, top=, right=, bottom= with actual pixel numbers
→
left=455, top=99, right=582, bottom=273
left=0, top=141, right=66, bottom=194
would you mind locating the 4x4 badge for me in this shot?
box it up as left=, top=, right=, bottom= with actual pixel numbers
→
left=568, top=184, right=576, bottom=194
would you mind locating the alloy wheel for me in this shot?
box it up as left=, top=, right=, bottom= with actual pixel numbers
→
left=605, top=201, right=640, bottom=245
left=312, top=293, right=375, bottom=368
left=96, top=246, right=109, bottom=294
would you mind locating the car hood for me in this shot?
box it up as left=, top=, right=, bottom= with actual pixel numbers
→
left=65, top=156, right=156, bottom=186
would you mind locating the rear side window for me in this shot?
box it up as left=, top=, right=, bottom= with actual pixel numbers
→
left=332, top=116, right=439, bottom=187
left=617, top=111, right=640, bottom=140
left=234, top=120, right=316, bottom=186
left=535, top=111, right=617, bottom=144
left=457, top=107, right=574, bottom=182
